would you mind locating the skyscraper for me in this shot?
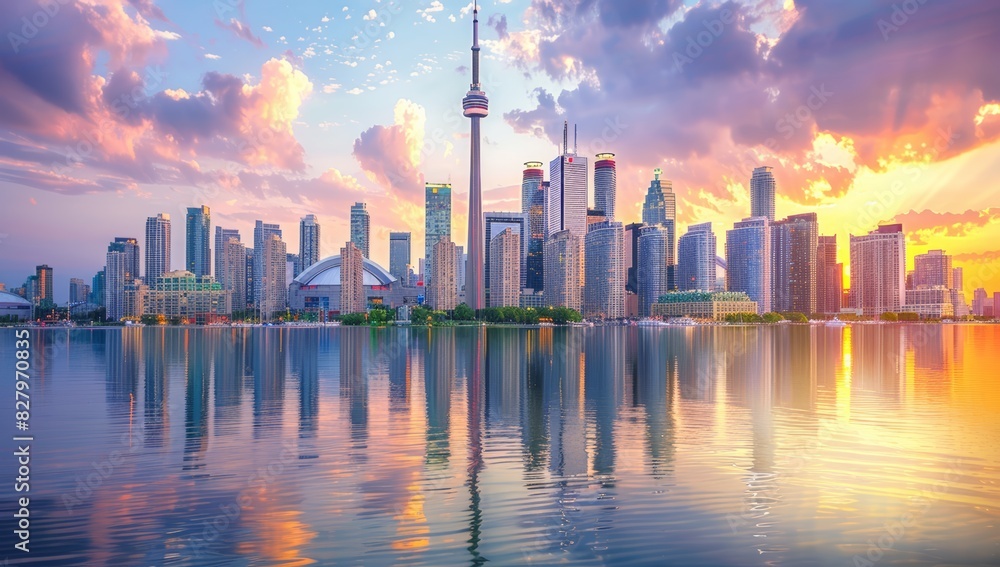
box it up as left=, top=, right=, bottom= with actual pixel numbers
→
left=350, top=203, right=370, bottom=259
left=726, top=217, right=771, bottom=314
left=817, top=235, right=843, bottom=315
left=91, top=270, right=105, bottom=306
left=544, top=230, right=581, bottom=311
left=425, top=183, right=452, bottom=287
left=300, top=214, right=321, bottom=272
left=489, top=228, right=521, bottom=308
left=625, top=222, right=643, bottom=294
left=641, top=168, right=675, bottom=226
left=849, top=224, right=906, bottom=316
left=972, top=288, right=989, bottom=316
left=484, top=212, right=527, bottom=298
left=35, top=264, right=53, bottom=306
left=771, top=213, right=818, bottom=314
left=106, top=237, right=139, bottom=320
left=253, top=221, right=282, bottom=310
left=185, top=206, right=211, bottom=278
left=463, top=4, right=489, bottom=310
left=389, top=232, right=412, bottom=283
left=750, top=166, right=776, bottom=221
left=69, top=278, right=89, bottom=304
left=913, top=250, right=952, bottom=288
left=522, top=162, right=546, bottom=291
left=594, top=153, right=617, bottom=221
left=584, top=221, right=625, bottom=319
left=951, top=267, right=969, bottom=318
left=637, top=225, right=673, bottom=316
left=213, top=226, right=240, bottom=287
left=430, top=238, right=459, bottom=311
left=259, top=234, right=287, bottom=320
left=340, top=241, right=366, bottom=315
left=547, top=121, right=588, bottom=240
left=677, top=222, right=717, bottom=292
left=222, top=237, right=247, bottom=312
left=145, top=213, right=171, bottom=282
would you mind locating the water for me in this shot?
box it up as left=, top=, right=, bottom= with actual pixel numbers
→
left=1, top=325, right=998, bottom=566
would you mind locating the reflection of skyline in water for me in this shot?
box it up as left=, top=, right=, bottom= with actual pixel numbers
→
left=9, top=324, right=1000, bottom=566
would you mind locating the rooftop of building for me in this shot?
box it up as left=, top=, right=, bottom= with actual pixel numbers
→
left=294, top=255, right=396, bottom=287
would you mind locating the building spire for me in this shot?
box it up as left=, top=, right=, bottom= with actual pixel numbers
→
left=563, top=120, right=568, bottom=155
left=471, top=1, right=480, bottom=88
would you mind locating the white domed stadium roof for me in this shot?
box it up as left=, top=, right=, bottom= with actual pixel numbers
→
left=0, top=291, right=31, bottom=307
left=294, top=255, right=396, bottom=287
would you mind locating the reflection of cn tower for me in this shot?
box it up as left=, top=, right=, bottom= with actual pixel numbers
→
left=463, top=1, right=488, bottom=309
left=466, top=328, right=487, bottom=565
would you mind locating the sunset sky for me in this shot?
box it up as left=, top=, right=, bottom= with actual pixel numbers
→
left=1, top=0, right=999, bottom=303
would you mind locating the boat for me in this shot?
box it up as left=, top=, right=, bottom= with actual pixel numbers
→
left=668, top=317, right=698, bottom=326
left=826, top=317, right=848, bottom=327
left=636, top=319, right=670, bottom=327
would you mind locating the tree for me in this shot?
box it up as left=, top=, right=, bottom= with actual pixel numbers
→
left=897, top=312, right=920, bottom=322
left=453, top=303, right=475, bottom=321
left=341, top=313, right=367, bottom=326
left=762, top=312, right=784, bottom=324
left=880, top=312, right=899, bottom=322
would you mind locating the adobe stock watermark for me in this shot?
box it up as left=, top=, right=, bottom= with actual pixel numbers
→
left=877, top=0, right=932, bottom=42
left=184, top=439, right=298, bottom=559
left=672, top=9, right=737, bottom=73
left=62, top=427, right=144, bottom=513
left=851, top=458, right=963, bottom=566
left=7, top=0, right=73, bottom=54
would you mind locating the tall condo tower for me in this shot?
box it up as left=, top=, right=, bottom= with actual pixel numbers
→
left=594, top=153, right=617, bottom=221
left=463, top=2, right=489, bottom=310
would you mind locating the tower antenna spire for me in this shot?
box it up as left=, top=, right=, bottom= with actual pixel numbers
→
left=563, top=121, right=568, bottom=155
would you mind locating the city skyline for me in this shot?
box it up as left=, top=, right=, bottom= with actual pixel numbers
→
left=1, top=1, right=1000, bottom=304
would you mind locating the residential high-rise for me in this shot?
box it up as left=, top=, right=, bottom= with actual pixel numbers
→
left=106, top=237, right=139, bottom=320
left=69, top=278, right=90, bottom=304
left=425, top=182, right=452, bottom=287
left=750, top=166, right=776, bottom=221
left=145, top=213, right=172, bottom=282
left=484, top=212, right=527, bottom=298
left=522, top=162, right=546, bottom=291
left=726, top=217, right=771, bottom=314
left=637, top=225, right=674, bottom=316
left=951, top=267, right=969, bottom=318
left=286, top=253, right=301, bottom=287
left=35, top=264, right=53, bottom=306
left=625, top=222, right=643, bottom=294
left=641, top=168, right=675, bottom=226
left=213, top=227, right=240, bottom=287
left=913, top=250, right=952, bottom=289
left=253, top=221, right=281, bottom=309
left=584, top=221, right=625, bottom=319
left=489, top=228, right=521, bottom=308
left=972, top=288, right=989, bottom=316
left=430, top=239, right=459, bottom=311
left=850, top=224, right=906, bottom=316
left=817, top=235, right=843, bottom=314
left=463, top=5, right=489, bottom=310
left=544, top=230, right=581, bottom=311
left=221, top=237, right=247, bottom=312
left=771, top=213, right=818, bottom=314
left=677, top=222, right=717, bottom=292
left=300, top=214, right=321, bottom=272
left=185, top=206, right=211, bottom=277
left=547, top=121, right=588, bottom=240
left=594, top=153, right=617, bottom=221
left=350, top=203, right=370, bottom=259
left=91, top=270, right=105, bottom=306
left=259, top=234, right=287, bottom=320
left=245, top=250, right=255, bottom=309
left=340, top=241, right=366, bottom=315
left=389, top=232, right=412, bottom=283
left=456, top=245, right=467, bottom=296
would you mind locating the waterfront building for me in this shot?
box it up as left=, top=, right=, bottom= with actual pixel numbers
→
left=677, top=222, right=717, bottom=292
left=584, top=221, right=625, bottom=319
left=69, top=278, right=90, bottom=304
left=485, top=212, right=527, bottom=298
left=185, top=206, right=211, bottom=277
left=904, top=287, right=955, bottom=319
left=547, top=121, right=588, bottom=241
left=543, top=230, right=582, bottom=311
left=817, top=235, right=843, bottom=314
left=726, top=217, right=771, bottom=314
left=425, top=183, right=452, bottom=287
left=430, top=238, right=459, bottom=311
left=522, top=162, right=546, bottom=291
left=128, top=271, right=230, bottom=323
left=253, top=221, right=281, bottom=308
left=221, top=237, right=247, bottom=312
left=213, top=227, right=239, bottom=286
left=145, top=213, right=171, bottom=281
left=259, top=234, right=287, bottom=320
left=106, top=238, right=140, bottom=320
left=771, top=212, right=818, bottom=314
left=913, top=250, right=952, bottom=288
left=637, top=225, right=673, bottom=316
left=489, top=228, right=521, bottom=308
left=289, top=256, right=410, bottom=318
left=35, top=264, right=53, bottom=306
left=389, top=232, right=412, bottom=283
left=340, top=241, right=366, bottom=315
left=850, top=224, right=906, bottom=316
left=652, top=291, right=758, bottom=320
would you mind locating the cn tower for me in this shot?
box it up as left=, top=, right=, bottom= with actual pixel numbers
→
left=463, top=2, right=488, bottom=310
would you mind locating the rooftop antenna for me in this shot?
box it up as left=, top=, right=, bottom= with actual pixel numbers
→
left=562, top=120, right=568, bottom=155
left=574, top=124, right=578, bottom=155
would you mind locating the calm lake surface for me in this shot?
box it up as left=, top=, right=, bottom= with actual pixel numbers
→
left=1, top=325, right=998, bottom=566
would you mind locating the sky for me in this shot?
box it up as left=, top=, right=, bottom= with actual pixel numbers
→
left=1, top=0, right=999, bottom=304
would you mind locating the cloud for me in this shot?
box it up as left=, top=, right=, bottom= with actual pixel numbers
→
left=353, top=99, right=426, bottom=203
left=502, top=0, right=1000, bottom=217
left=893, top=208, right=1000, bottom=244
left=214, top=18, right=266, bottom=47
